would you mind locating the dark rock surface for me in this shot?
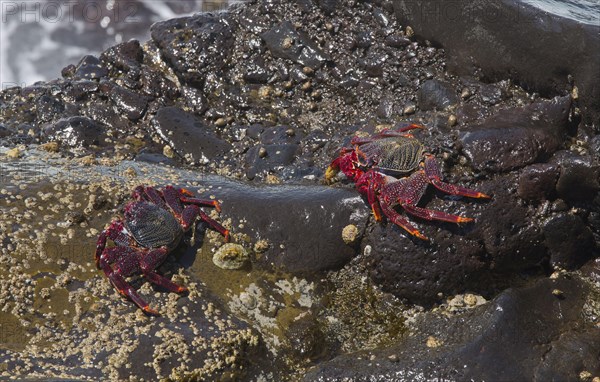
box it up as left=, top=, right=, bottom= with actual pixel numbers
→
left=74, top=55, right=108, bottom=80
left=517, top=163, right=560, bottom=201
left=304, top=277, right=599, bottom=381
left=551, top=150, right=600, bottom=202
left=43, top=116, right=106, bottom=148
left=190, top=177, right=370, bottom=274
left=261, top=21, right=330, bottom=70
left=364, top=171, right=563, bottom=303
left=152, top=106, right=232, bottom=165
left=418, top=79, right=458, bottom=111
left=393, top=0, right=600, bottom=126
left=543, top=213, right=595, bottom=270
left=458, top=95, right=571, bottom=172
left=150, top=13, right=237, bottom=88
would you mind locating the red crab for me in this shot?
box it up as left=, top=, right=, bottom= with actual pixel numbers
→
left=95, top=185, right=230, bottom=315
left=326, top=124, right=490, bottom=240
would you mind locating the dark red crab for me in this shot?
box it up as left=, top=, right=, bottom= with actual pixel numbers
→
left=326, top=124, right=490, bottom=240
left=95, top=185, right=230, bottom=315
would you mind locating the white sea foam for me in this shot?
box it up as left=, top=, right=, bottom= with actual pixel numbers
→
left=0, top=0, right=228, bottom=88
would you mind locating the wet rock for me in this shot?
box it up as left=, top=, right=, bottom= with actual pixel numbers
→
left=66, top=80, right=99, bottom=101
left=365, top=223, right=488, bottom=304
left=243, top=125, right=307, bottom=178
left=317, top=0, right=338, bottom=15
left=200, top=178, right=370, bottom=274
left=366, top=172, right=552, bottom=303
left=105, top=83, right=150, bottom=121
left=286, top=314, right=328, bottom=361
left=373, top=8, right=390, bottom=27
left=384, top=35, right=411, bottom=48
left=140, top=67, right=179, bottom=101
left=418, top=79, right=458, bottom=111
left=359, top=52, right=387, bottom=77
left=134, top=151, right=179, bottom=166
left=179, top=86, right=208, bottom=115
left=581, top=257, right=600, bottom=284
left=259, top=125, right=304, bottom=145
left=455, top=103, right=486, bottom=125
left=393, top=0, right=600, bottom=125
left=479, top=83, right=508, bottom=106
left=83, top=100, right=130, bottom=133
left=474, top=175, right=547, bottom=272
left=543, top=213, right=595, bottom=270
left=459, top=96, right=571, bottom=172
left=243, top=59, right=271, bottom=84
left=0, top=279, right=268, bottom=381
left=304, top=277, right=595, bottom=381
left=261, top=21, right=330, bottom=70
left=74, top=55, right=108, bottom=80
left=517, top=163, right=560, bottom=201
left=43, top=116, right=106, bottom=148
left=100, top=40, right=144, bottom=75
left=535, top=329, right=600, bottom=382
left=354, top=31, right=374, bottom=49
left=244, top=144, right=299, bottom=179
left=151, top=13, right=236, bottom=87
left=0, top=124, right=10, bottom=138
left=61, top=64, right=76, bottom=78
left=36, top=95, right=65, bottom=122
left=550, top=150, right=600, bottom=202
left=152, top=107, right=232, bottom=164
left=376, top=97, right=396, bottom=119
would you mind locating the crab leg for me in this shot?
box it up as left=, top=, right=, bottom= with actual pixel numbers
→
left=95, top=231, right=108, bottom=268
left=380, top=199, right=428, bottom=240
left=97, top=247, right=159, bottom=316
left=133, top=186, right=168, bottom=208
left=367, top=184, right=383, bottom=221
left=144, top=271, right=188, bottom=293
left=180, top=197, right=221, bottom=212
left=95, top=221, right=132, bottom=268
left=356, top=170, right=384, bottom=221
left=140, top=248, right=188, bottom=294
left=179, top=205, right=230, bottom=241
left=163, top=186, right=184, bottom=214
left=198, top=210, right=230, bottom=241
left=402, top=204, right=473, bottom=224
left=424, top=155, right=490, bottom=199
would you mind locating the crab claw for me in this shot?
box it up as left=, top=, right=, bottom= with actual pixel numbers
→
left=325, top=165, right=339, bottom=182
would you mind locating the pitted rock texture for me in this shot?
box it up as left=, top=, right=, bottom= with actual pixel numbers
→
left=303, top=277, right=599, bottom=382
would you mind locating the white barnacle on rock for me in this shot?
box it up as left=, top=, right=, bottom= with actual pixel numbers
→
left=212, top=243, right=249, bottom=270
